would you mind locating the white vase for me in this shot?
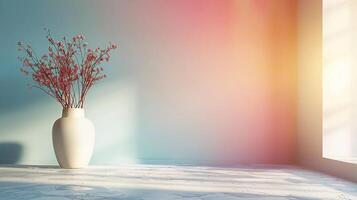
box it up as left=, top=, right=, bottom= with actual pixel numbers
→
left=52, top=108, right=95, bottom=169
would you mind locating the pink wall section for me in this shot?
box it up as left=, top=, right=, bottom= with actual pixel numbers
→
left=92, top=0, right=298, bottom=164
left=232, top=1, right=297, bottom=164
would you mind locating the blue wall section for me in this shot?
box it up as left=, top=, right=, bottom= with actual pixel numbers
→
left=0, top=0, right=134, bottom=164
left=0, top=0, right=140, bottom=165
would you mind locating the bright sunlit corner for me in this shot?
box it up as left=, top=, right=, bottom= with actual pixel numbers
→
left=323, top=0, right=357, bottom=164
left=0, top=0, right=357, bottom=199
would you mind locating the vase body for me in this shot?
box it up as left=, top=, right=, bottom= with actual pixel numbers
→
left=52, top=108, right=95, bottom=169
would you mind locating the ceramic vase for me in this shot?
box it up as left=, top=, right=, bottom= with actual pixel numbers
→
left=52, top=108, right=95, bottom=169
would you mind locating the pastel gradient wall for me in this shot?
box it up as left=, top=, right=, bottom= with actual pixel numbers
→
left=0, top=0, right=297, bottom=165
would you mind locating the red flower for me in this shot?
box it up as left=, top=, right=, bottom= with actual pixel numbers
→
left=17, top=30, right=117, bottom=108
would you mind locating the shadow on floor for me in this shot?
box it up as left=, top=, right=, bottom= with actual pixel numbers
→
left=0, top=181, right=321, bottom=200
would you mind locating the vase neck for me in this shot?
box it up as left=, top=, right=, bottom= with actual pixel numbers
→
left=62, top=108, right=84, bottom=118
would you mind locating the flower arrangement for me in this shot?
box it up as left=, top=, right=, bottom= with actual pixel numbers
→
left=17, top=30, right=117, bottom=108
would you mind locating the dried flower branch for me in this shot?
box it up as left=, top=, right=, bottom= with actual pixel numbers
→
left=17, top=30, right=117, bottom=108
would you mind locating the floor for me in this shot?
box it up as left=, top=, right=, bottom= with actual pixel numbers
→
left=0, top=165, right=356, bottom=200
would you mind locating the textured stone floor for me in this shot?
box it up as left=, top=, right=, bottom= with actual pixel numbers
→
left=0, top=165, right=356, bottom=200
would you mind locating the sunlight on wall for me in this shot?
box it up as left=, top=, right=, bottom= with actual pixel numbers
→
left=323, top=0, right=357, bottom=162
left=86, top=81, right=138, bottom=164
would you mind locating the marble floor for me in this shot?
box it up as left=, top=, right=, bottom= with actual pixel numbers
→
left=0, top=165, right=356, bottom=200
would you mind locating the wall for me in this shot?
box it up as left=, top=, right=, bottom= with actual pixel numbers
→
left=0, top=0, right=297, bottom=165
left=297, top=0, right=357, bottom=182
left=323, top=0, right=357, bottom=163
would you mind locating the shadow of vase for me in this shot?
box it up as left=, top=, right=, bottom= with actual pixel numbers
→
left=0, top=142, right=23, bottom=164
